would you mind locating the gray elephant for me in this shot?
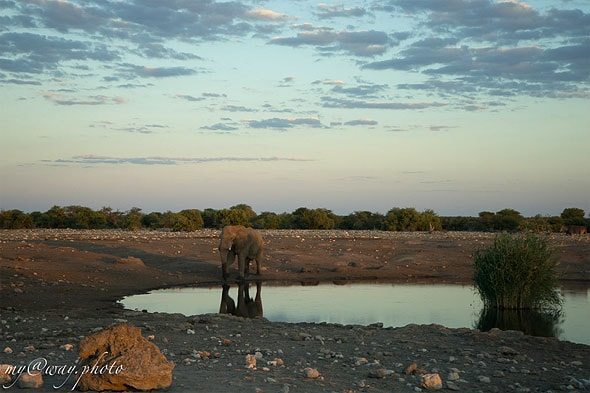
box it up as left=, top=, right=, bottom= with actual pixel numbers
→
left=219, top=225, right=263, bottom=280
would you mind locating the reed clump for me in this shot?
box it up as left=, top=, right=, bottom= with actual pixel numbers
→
left=473, top=232, right=562, bottom=310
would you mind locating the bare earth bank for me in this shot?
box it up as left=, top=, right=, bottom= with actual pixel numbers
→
left=1, top=229, right=589, bottom=392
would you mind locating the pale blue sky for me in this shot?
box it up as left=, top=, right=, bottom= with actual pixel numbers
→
left=1, top=0, right=589, bottom=216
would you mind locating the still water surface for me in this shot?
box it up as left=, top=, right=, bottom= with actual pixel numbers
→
left=120, top=283, right=589, bottom=345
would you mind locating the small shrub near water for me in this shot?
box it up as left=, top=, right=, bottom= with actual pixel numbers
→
left=473, top=232, right=562, bottom=310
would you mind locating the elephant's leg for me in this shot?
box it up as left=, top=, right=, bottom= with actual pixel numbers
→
left=237, top=253, right=247, bottom=280
left=222, top=250, right=236, bottom=280
left=245, top=257, right=251, bottom=277
left=255, top=249, right=263, bottom=275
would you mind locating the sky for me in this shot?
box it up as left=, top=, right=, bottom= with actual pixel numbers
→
left=1, top=0, right=589, bottom=217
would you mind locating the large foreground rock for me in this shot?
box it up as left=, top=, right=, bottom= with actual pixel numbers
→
left=76, top=324, right=174, bottom=391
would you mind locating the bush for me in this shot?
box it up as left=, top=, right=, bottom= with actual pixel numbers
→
left=473, top=232, right=562, bottom=310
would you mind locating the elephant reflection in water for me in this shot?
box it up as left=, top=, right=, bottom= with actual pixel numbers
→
left=219, top=281, right=263, bottom=319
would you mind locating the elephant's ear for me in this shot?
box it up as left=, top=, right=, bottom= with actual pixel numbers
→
left=221, top=230, right=236, bottom=249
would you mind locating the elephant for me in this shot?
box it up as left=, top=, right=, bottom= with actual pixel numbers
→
left=566, top=225, right=587, bottom=235
left=219, top=225, right=263, bottom=280
left=219, top=282, right=263, bottom=319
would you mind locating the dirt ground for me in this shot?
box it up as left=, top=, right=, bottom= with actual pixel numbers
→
left=1, top=229, right=589, bottom=392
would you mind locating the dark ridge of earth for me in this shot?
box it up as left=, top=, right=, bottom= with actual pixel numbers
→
left=1, top=229, right=589, bottom=392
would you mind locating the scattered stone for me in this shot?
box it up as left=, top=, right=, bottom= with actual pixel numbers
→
left=3, top=347, right=12, bottom=354
left=368, top=368, right=388, bottom=379
left=292, top=332, right=311, bottom=341
left=405, top=362, right=418, bottom=374
left=76, top=323, right=174, bottom=391
left=0, top=365, right=12, bottom=384
left=267, top=358, right=284, bottom=367
left=447, top=381, right=460, bottom=391
left=420, top=373, right=442, bottom=390
left=447, top=371, right=460, bottom=381
left=115, top=256, right=145, bottom=267
left=477, top=375, right=491, bottom=383
left=245, top=354, right=256, bottom=369
left=18, top=371, right=43, bottom=389
left=303, top=367, right=320, bottom=379
left=501, top=346, right=519, bottom=356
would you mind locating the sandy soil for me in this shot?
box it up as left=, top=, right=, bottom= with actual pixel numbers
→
left=1, top=229, right=589, bottom=392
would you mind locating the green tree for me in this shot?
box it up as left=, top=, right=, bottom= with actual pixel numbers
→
left=339, top=211, right=384, bottom=230
left=63, top=205, right=107, bottom=229
left=214, top=204, right=258, bottom=227
left=0, top=210, right=33, bottom=229
left=201, top=208, right=218, bottom=228
left=381, top=209, right=399, bottom=231
left=231, top=204, right=257, bottom=222
left=120, top=207, right=143, bottom=230
left=494, top=208, right=523, bottom=231
left=142, top=212, right=163, bottom=229
left=177, top=209, right=204, bottom=231
left=100, top=207, right=122, bottom=229
left=292, top=207, right=335, bottom=229
left=477, top=211, right=496, bottom=231
left=252, top=212, right=282, bottom=229
left=522, top=215, right=553, bottom=233
left=382, top=207, right=421, bottom=231
left=441, top=216, right=479, bottom=231
left=542, top=216, right=564, bottom=233
left=561, top=208, right=586, bottom=225
left=418, top=209, right=442, bottom=231
left=44, top=206, right=68, bottom=228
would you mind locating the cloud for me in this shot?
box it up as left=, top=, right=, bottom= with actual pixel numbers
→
left=45, top=155, right=313, bottom=166
left=270, top=26, right=390, bottom=57
left=429, top=125, right=456, bottom=132
left=244, top=9, right=288, bottom=21
left=0, top=0, right=284, bottom=84
left=175, top=94, right=204, bottom=102
left=202, top=92, right=227, bottom=98
left=243, top=117, right=324, bottom=129
left=0, top=32, right=118, bottom=75
left=42, top=93, right=127, bottom=106
left=223, top=105, right=258, bottom=112
left=2, top=79, right=42, bottom=86
left=363, top=0, right=590, bottom=99
left=331, top=83, right=389, bottom=98
left=315, top=4, right=368, bottom=19
left=1, top=0, right=588, bottom=106
left=314, top=79, right=344, bottom=85
left=322, top=97, right=446, bottom=110
left=200, top=123, right=239, bottom=131
left=134, top=66, right=196, bottom=78
left=89, top=121, right=167, bottom=133
left=344, top=119, right=378, bottom=126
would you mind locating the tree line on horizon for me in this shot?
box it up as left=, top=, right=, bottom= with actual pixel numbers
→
left=0, top=205, right=588, bottom=233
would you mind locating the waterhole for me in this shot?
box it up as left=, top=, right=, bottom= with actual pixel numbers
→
left=120, top=283, right=589, bottom=345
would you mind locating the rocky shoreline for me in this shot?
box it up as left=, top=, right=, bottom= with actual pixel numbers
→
left=1, top=229, right=589, bottom=392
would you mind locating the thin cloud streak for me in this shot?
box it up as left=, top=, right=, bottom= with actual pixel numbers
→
left=43, top=155, right=314, bottom=166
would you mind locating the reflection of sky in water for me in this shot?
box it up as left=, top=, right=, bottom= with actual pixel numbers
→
left=120, top=284, right=589, bottom=345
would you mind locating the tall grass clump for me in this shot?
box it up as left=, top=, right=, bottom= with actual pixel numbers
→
left=473, top=232, right=562, bottom=310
